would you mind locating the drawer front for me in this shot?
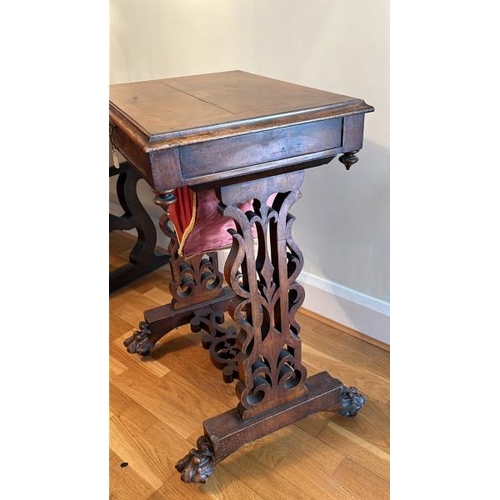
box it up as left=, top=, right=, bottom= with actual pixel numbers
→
left=180, top=118, right=342, bottom=180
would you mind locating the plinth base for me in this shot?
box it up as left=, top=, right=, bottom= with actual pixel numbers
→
left=175, top=371, right=366, bottom=483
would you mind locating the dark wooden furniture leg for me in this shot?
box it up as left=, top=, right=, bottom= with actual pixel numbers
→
left=175, top=170, right=366, bottom=483
left=109, top=162, right=169, bottom=292
left=123, top=188, right=233, bottom=356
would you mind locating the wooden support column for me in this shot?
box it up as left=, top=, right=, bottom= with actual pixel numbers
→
left=175, top=171, right=366, bottom=483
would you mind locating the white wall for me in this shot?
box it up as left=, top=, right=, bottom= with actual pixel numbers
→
left=109, top=0, right=390, bottom=343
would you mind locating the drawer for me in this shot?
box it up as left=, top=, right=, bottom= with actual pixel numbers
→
left=180, top=118, right=343, bottom=180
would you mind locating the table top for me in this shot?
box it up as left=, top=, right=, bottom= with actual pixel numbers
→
left=110, top=70, right=372, bottom=148
left=109, top=71, right=373, bottom=190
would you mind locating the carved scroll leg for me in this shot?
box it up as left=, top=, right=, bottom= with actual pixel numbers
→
left=123, top=287, right=235, bottom=356
left=123, top=316, right=187, bottom=357
left=124, top=187, right=228, bottom=356
left=174, top=172, right=366, bottom=482
left=109, top=162, right=170, bottom=293
left=190, top=307, right=239, bottom=384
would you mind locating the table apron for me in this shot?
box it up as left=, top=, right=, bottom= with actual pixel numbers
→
left=180, top=118, right=344, bottom=180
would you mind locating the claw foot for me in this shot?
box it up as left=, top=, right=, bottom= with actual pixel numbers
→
left=175, top=436, right=215, bottom=483
left=337, top=385, right=366, bottom=417
left=123, top=321, right=153, bottom=356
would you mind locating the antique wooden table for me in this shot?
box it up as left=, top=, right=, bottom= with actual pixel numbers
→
left=109, top=70, right=374, bottom=483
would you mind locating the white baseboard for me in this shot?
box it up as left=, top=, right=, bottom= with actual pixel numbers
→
left=299, top=272, right=390, bottom=345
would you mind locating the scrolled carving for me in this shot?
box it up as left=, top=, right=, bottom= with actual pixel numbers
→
left=154, top=189, right=224, bottom=310
left=218, top=171, right=308, bottom=420
left=190, top=309, right=239, bottom=383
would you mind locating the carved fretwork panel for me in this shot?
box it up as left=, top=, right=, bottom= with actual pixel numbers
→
left=218, top=171, right=308, bottom=420
left=154, top=190, right=224, bottom=310
left=190, top=307, right=239, bottom=384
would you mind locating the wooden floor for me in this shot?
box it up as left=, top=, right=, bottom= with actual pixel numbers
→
left=109, top=232, right=390, bottom=500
